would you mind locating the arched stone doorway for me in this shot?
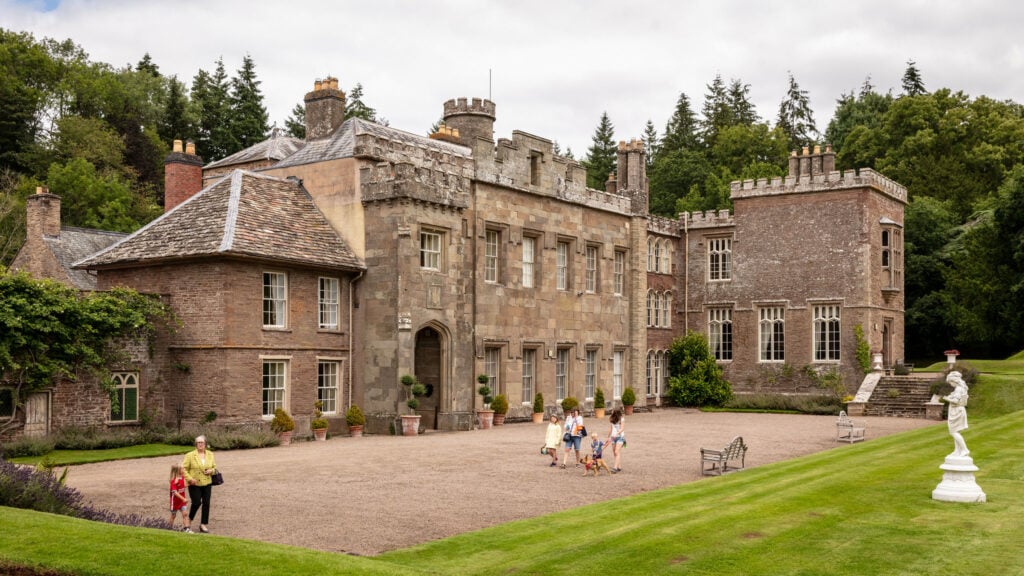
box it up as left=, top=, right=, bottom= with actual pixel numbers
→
left=414, top=325, right=444, bottom=430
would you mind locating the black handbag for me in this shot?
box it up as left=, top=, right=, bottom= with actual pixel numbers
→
left=580, top=426, right=588, bottom=438
left=210, top=470, right=224, bottom=486
left=562, top=432, right=571, bottom=442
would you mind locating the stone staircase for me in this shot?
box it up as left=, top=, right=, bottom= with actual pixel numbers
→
left=861, top=374, right=937, bottom=418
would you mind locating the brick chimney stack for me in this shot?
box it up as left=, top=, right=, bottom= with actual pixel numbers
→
left=26, top=186, right=61, bottom=239
left=164, top=139, right=204, bottom=212
left=304, top=76, right=346, bottom=140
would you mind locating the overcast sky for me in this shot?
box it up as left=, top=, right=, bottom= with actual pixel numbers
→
left=4, top=0, right=1023, bottom=157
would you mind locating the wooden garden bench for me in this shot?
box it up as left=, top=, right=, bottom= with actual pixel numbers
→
left=836, top=410, right=866, bottom=443
left=700, top=436, right=747, bottom=476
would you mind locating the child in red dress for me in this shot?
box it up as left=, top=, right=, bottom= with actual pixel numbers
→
left=169, top=464, right=192, bottom=532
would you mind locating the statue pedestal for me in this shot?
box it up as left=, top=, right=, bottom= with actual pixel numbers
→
left=932, top=455, right=986, bottom=503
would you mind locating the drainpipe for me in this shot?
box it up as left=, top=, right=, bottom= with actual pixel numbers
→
left=683, top=215, right=689, bottom=333
left=347, top=270, right=364, bottom=411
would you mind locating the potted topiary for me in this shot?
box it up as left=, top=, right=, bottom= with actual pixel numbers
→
left=477, top=374, right=494, bottom=429
left=311, top=401, right=328, bottom=441
left=400, top=374, right=427, bottom=436
left=594, top=388, right=606, bottom=419
left=345, top=404, right=365, bottom=437
left=532, top=392, right=545, bottom=424
left=560, top=396, right=579, bottom=414
left=621, top=386, right=636, bottom=415
left=490, top=393, right=509, bottom=426
left=270, top=408, right=295, bottom=445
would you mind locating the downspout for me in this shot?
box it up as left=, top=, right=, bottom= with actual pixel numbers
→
left=347, top=270, right=364, bottom=411
left=683, top=215, right=689, bottom=333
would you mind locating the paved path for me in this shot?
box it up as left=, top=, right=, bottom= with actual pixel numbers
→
left=64, top=409, right=938, bottom=556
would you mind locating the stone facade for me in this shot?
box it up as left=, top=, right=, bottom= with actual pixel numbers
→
left=8, top=79, right=907, bottom=437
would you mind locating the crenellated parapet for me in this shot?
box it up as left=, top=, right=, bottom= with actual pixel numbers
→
left=681, top=209, right=735, bottom=229
left=474, top=130, right=633, bottom=215
left=730, top=168, right=908, bottom=204
left=647, top=214, right=680, bottom=237
left=443, top=97, right=496, bottom=119
left=354, top=131, right=473, bottom=208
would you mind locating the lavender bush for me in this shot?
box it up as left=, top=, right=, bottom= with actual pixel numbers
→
left=0, top=459, right=169, bottom=530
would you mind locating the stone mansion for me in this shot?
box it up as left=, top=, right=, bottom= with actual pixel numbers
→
left=10, top=77, right=906, bottom=435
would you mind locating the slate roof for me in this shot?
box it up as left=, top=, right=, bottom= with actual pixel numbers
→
left=273, top=117, right=471, bottom=169
left=44, top=228, right=128, bottom=290
left=203, top=127, right=305, bottom=170
left=75, top=170, right=363, bottom=272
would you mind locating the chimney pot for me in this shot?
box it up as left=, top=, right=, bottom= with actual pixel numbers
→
left=173, top=139, right=183, bottom=153
left=802, top=146, right=810, bottom=156
left=185, top=140, right=196, bottom=155
left=813, top=144, right=821, bottom=154
left=315, top=79, right=323, bottom=90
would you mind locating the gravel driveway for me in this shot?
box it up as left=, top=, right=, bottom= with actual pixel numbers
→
left=64, top=409, right=938, bottom=556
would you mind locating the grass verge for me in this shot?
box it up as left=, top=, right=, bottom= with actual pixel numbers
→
left=2, top=411, right=1021, bottom=575
left=8, top=444, right=192, bottom=467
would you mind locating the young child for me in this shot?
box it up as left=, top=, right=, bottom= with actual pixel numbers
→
left=169, top=464, right=192, bottom=532
left=543, top=414, right=562, bottom=467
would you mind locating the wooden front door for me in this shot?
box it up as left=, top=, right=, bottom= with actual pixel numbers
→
left=24, top=392, right=50, bottom=437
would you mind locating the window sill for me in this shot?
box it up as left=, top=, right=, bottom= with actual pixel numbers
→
left=262, top=327, right=292, bottom=333
left=106, top=420, right=139, bottom=426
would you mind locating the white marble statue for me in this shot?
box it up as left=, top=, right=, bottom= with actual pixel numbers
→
left=942, top=371, right=970, bottom=457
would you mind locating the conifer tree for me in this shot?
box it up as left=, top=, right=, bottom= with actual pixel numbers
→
left=901, top=60, right=927, bottom=96
left=776, top=72, right=818, bottom=151
left=190, top=59, right=232, bottom=161
left=700, top=74, right=732, bottom=148
left=284, top=103, right=305, bottom=139
left=583, top=111, right=616, bottom=189
left=728, top=78, right=758, bottom=125
left=136, top=53, right=159, bottom=77
left=158, top=75, right=191, bottom=145
left=642, top=120, right=659, bottom=167
left=227, top=54, right=269, bottom=152
left=661, top=92, right=699, bottom=156
left=344, top=83, right=377, bottom=122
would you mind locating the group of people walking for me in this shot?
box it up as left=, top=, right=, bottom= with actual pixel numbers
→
left=543, top=407, right=626, bottom=472
left=169, top=435, right=217, bottom=533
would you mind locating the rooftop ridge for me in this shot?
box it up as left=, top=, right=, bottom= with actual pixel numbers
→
left=730, top=167, right=908, bottom=204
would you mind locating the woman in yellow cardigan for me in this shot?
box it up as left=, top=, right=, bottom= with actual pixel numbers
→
left=182, top=435, right=216, bottom=533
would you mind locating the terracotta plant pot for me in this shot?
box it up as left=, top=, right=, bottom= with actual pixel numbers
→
left=595, top=408, right=606, bottom=419
left=624, top=405, right=634, bottom=416
left=477, top=409, right=494, bottom=430
left=348, top=425, right=363, bottom=437
left=313, top=428, right=327, bottom=441
left=401, top=414, right=420, bottom=436
left=532, top=412, right=544, bottom=424
left=493, top=413, right=506, bottom=426
left=277, top=431, right=293, bottom=446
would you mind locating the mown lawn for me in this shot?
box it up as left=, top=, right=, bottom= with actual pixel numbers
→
left=9, top=444, right=191, bottom=467
left=3, top=360, right=1022, bottom=575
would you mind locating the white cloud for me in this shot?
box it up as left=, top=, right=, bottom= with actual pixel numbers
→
left=3, top=0, right=1022, bottom=156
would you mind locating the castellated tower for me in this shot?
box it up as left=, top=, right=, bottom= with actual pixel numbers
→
left=442, top=97, right=496, bottom=145
left=304, top=77, right=346, bottom=140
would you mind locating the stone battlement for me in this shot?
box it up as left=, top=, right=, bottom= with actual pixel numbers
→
left=730, top=168, right=908, bottom=204
left=647, top=214, right=679, bottom=236
left=443, top=97, right=496, bottom=119
left=681, top=209, right=735, bottom=229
